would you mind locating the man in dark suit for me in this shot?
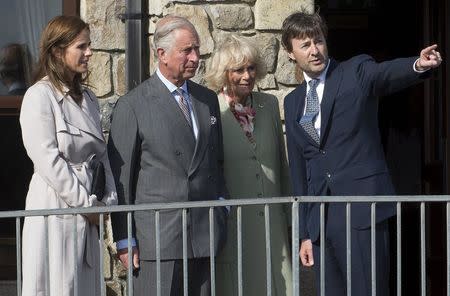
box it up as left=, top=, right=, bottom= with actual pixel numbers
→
left=281, top=12, right=442, bottom=296
left=108, top=15, right=228, bottom=296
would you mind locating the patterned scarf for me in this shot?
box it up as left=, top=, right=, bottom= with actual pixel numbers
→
left=222, top=90, right=256, bottom=143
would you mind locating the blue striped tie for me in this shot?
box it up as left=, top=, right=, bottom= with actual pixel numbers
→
left=299, top=79, right=320, bottom=144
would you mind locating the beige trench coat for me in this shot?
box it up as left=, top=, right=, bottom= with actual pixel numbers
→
left=216, top=92, right=293, bottom=296
left=19, top=78, right=117, bottom=296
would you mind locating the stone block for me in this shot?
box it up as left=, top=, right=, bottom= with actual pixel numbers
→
left=257, top=74, right=277, bottom=90
left=265, top=87, right=295, bottom=120
left=275, top=47, right=299, bottom=86
left=254, top=0, right=314, bottom=30
left=114, top=54, right=126, bottom=96
left=208, top=4, right=253, bottom=30
left=81, top=0, right=126, bottom=50
left=249, top=34, right=279, bottom=73
left=165, top=5, right=214, bottom=55
left=89, top=52, right=112, bottom=97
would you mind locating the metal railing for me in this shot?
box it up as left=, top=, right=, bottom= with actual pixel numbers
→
left=1, top=195, right=450, bottom=296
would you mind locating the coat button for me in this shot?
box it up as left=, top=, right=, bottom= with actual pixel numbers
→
left=257, top=193, right=263, bottom=198
left=258, top=211, right=264, bottom=217
left=252, top=156, right=257, bottom=160
left=175, top=150, right=181, bottom=156
left=326, top=172, right=331, bottom=178
left=256, top=173, right=260, bottom=179
left=320, top=150, right=326, bottom=155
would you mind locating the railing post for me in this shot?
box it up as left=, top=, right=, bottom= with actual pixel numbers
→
left=182, top=208, right=188, bottom=296
left=99, top=213, right=106, bottom=296
left=237, top=206, right=243, bottom=296
left=264, top=204, right=272, bottom=296
left=209, top=207, right=216, bottom=296
left=346, top=202, right=351, bottom=296
left=127, top=211, right=134, bottom=296
left=292, top=200, right=299, bottom=296
left=320, top=202, right=325, bottom=296
left=16, top=217, right=21, bottom=296
left=397, top=202, right=402, bottom=296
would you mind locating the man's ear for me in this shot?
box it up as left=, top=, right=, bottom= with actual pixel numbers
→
left=157, top=48, right=167, bottom=65
left=287, top=51, right=295, bottom=61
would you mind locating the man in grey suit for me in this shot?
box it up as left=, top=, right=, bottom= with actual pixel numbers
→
left=108, top=15, right=228, bottom=296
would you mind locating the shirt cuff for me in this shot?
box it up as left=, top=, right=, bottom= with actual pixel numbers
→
left=413, top=58, right=429, bottom=73
left=116, top=238, right=137, bottom=250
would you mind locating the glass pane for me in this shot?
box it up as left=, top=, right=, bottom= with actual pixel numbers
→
left=0, top=0, right=62, bottom=95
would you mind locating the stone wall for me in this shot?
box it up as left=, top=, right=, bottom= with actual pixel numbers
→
left=81, top=0, right=313, bottom=294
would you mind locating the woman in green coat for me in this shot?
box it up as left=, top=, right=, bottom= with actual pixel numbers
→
left=205, top=34, right=292, bottom=296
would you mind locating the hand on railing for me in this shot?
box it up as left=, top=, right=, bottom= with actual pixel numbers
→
left=300, top=239, right=314, bottom=267
left=117, top=246, right=140, bottom=270
left=84, top=199, right=107, bottom=225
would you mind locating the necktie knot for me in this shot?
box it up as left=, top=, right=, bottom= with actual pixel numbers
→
left=308, top=78, right=319, bottom=89
left=175, top=88, right=192, bottom=126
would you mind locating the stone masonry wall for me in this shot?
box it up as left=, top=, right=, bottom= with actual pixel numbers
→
left=81, top=0, right=313, bottom=295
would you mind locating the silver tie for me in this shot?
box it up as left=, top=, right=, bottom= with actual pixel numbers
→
left=299, top=79, right=320, bottom=144
left=175, top=88, right=192, bottom=126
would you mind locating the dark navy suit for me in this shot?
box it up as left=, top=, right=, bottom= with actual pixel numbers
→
left=284, top=55, right=428, bottom=295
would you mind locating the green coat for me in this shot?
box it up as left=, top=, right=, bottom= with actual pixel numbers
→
left=216, top=92, right=292, bottom=296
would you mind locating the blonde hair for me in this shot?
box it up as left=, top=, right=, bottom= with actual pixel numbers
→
left=204, top=34, right=266, bottom=92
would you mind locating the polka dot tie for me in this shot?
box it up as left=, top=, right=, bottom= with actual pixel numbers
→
left=299, top=79, right=320, bottom=144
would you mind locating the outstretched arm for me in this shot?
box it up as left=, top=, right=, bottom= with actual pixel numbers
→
left=415, top=44, right=442, bottom=71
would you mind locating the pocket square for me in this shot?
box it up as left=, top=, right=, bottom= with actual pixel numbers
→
left=210, top=115, right=217, bottom=125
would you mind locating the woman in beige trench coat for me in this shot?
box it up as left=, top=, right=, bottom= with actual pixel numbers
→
left=205, top=34, right=292, bottom=296
left=20, top=16, right=117, bottom=296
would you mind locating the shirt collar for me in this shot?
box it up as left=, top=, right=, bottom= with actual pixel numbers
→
left=303, top=58, right=330, bottom=85
left=156, top=68, right=188, bottom=95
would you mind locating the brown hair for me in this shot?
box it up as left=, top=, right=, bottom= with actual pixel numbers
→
left=34, top=15, right=90, bottom=100
left=281, top=12, right=328, bottom=53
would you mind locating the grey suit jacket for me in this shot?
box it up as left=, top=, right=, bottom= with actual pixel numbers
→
left=108, top=74, right=228, bottom=260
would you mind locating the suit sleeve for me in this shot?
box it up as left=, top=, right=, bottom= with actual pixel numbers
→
left=284, top=93, right=309, bottom=239
left=355, top=55, right=427, bottom=98
left=212, top=93, right=229, bottom=199
left=19, top=85, right=92, bottom=208
left=108, top=98, right=140, bottom=241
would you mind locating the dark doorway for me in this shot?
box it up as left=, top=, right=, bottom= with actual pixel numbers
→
left=317, top=0, right=448, bottom=295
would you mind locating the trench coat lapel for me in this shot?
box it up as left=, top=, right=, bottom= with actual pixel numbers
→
left=60, top=90, right=104, bottom=142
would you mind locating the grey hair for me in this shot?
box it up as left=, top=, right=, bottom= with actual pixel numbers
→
left=153, top=15, right=198, bottom=54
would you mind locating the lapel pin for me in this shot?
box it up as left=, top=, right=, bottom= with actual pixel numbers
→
left=210, top=115, right=217, bottom=125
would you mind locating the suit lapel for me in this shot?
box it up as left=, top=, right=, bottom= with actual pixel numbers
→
left=61, top=92, right=104, bottom=142
left=320, top=59, right=342, bottom=144
left=187, top=81, right=210, bottom=175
